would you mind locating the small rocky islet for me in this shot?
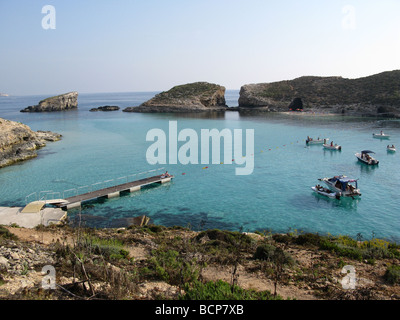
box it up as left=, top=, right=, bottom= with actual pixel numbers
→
left=123, top=82, right=228, bottom=113
left=20, top=92, right=78, bottom=113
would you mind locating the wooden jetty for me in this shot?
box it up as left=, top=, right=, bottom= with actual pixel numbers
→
left=57, top=174, right=173, bottom=209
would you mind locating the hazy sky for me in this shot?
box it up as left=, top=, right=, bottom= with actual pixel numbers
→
left=1, top=0, right=399, bottom=95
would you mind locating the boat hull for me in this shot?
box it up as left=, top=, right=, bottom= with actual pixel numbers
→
left=355, top=153, right=379, bottom=165
left=373, top=134, right=390, bottom=139
left=323, top=144, right=341, bottom=150
left=311, top=187, right=340, bottom=199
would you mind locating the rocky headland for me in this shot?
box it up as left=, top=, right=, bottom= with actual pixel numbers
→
left=123, top=82, right=228, bottom=113
left=238, top=70, right=400, bottom=117
left=0, top=93, right=9, bottom=97
left=20, top=92, right=78, bottom=113
left=89, top=106, right=120, bottom=112
left=0, top=118, right=62, bottom=169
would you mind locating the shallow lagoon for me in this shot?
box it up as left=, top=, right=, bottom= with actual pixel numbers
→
left=0, top=92, right=399, bottom=241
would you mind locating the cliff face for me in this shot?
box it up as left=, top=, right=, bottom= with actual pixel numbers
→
left=123, top=82, right=227, bottom=113
left=0, top=118, right=61, bottom=168
left=239, top=71, right=400, bottom=117
left=20, top=92, right=78, bottom=112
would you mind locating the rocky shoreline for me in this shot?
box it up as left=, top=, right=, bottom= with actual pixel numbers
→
left=238, top=71, right=400, bottom=118
left=0, top=118, right=61, bottom=169
left=0, top=224, right=399, bottom=300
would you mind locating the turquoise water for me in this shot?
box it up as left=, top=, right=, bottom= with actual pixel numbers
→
left=0, top=92, right=399, bottom=241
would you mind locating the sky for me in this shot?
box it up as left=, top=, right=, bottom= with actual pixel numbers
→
left=0, top=0, right=399, bottom=95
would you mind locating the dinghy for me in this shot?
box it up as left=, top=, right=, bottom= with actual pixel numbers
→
left=373, top=132, right=390, bottom=139
left=311, top=185, right=341, bottom=199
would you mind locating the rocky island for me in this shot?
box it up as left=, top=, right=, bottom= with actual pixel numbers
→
left=90, top=106, right=120, bottom=112
left=123, top=82, right=228, bottom=113
left=0, top=118, right=61, bottom=169
left=238, top=70, right=400, bottom=117
left=20, top=92, right=78, bottom=113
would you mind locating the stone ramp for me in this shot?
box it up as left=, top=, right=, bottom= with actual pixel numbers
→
left=0, top=206, right=67, bottom=229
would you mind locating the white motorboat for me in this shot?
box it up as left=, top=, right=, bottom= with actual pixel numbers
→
left=311, top=185, right=341, bottom=199
left=319, top=175, right=361, bottom=198
left=306, top=137, right=329, bottom=145
left=355, top=150, right=379, bottom=165
left=323, top=143, right=342, bottom=151
left=373, top=132, right=390, bottom=139
left=387, top=145, right=396, bottom=152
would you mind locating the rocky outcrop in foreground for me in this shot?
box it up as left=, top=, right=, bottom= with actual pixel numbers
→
left=20, top=92, right=78, bottom=113
left=0, top=118, right=61, bottom=168
left=90, top=106, right=120, bottom=112
left=239, top=70, right=400, bottom=117
left=123, top=82, right=227, bottom=113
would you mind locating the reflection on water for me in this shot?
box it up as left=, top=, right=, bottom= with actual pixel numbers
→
left=311, top=193, right=361, bottom=212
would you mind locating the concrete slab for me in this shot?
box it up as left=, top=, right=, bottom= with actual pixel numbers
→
left=0, top=206, right=67, bottom=229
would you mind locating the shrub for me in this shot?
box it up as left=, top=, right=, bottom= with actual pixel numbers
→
left=180, top=280, right=281, bottom=300
left=0, top=226, right=18, bottom=241
left=272, top=234, right=292, bottom=244
left=254, top=244, right=277, bottom=261
left=148, top=249, right=201, bottom=286
left=384, top=265, right=400, bottom=285
left=195, top=229, right=253, bottom=246
left=82, top=235, right=129, bottom=261
left=294, top=233, right=322, bottom=247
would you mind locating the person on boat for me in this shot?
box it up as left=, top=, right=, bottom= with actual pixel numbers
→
left=392, top=145, right=395, bottom=148
left=330, top=141, right=333, bottom=146
left=161, top=171, right=171, bottom=178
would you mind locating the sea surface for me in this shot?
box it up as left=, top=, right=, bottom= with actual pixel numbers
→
left=0, top=91, right=399, bottom=241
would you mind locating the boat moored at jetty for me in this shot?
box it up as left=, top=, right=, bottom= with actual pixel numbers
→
left=319, top=175, right=361, bottom=198
left=355, top=150, right=379, bottom=165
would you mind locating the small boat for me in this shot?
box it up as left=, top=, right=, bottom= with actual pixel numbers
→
left=387, top=145, right=396, bottom=152
left=319, top=175, right=361, bottom=198
left=311, top=185, right=341, bottom=199
left=373, top=132, right=390, bottom=139
left=355, top=150, right=379, bottom=165
left=323, top=143, right=342, bottom=151
left=306, top=137, right=329, bottom=145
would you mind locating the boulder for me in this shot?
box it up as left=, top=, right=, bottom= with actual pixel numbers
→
left=123, top=82, right=228, bottom=113
left=20, top=92, right=78, bottom=112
